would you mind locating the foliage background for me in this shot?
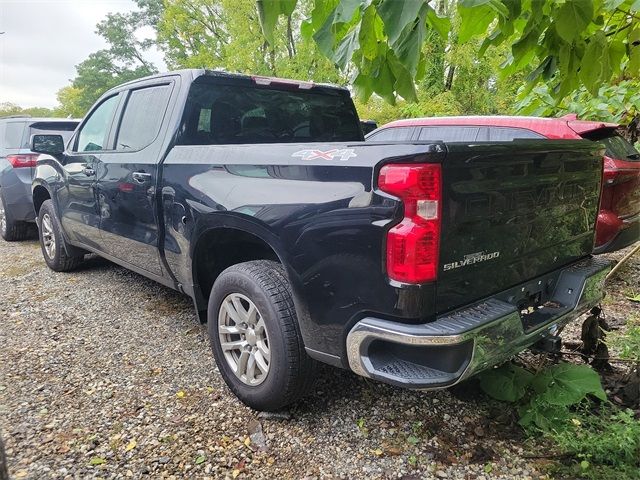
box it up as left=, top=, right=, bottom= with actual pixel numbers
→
left=1, top=0, right=639, bottom=139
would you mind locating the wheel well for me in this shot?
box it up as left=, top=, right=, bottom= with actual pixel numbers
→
left=32, top=186, right=51, bottom=215
left=193, top=228, right=280, bottom=318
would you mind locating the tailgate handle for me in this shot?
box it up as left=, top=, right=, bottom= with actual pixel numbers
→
left=132, top=171, right=152, bottom=184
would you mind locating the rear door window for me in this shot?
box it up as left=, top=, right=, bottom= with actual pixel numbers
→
left=366, top=127, right=414, bottom=141
left=582, top=130, right=640, bottom=161
left=488, top=127, right=544, bottom=141
left=1, top=121, right=26, bottom=149
left=115, top=84, right=172, bottom=151
left=418, top=126, right=480, bottom=142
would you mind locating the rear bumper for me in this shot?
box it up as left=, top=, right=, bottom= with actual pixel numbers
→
left=346, top=257, right=612, bottom=389
left=593, top=213, right=639, bottom=254
left=0, top=167, right=35, bottom=222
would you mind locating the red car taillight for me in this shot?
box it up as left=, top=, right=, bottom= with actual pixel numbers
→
left=378, top=163, right=442, bottom=284
left=7, top=154, right=38, bottom=168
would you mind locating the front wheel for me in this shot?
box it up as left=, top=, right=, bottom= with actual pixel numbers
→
left=208, top=260, right=316, bottom=411
left=38, top=200, right=84, bottom=272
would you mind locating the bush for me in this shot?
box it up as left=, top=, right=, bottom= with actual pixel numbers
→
left=550, top=406, right=640, bottom=480
left=478, top=362, right=640, bottom=479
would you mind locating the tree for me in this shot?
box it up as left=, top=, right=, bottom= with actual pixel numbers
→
left=54, top=86, right=90, bottom=118
left=156, top=0, right=345, bottom=83
left=257, top=0, right=640, bottom=104
left=0, top=102, right=57, bottom=118
left=60, top=0, right=163, bottom=116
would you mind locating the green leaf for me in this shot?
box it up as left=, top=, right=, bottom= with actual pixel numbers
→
left=89, top=456, right=106, bottom=466
left=538, top=363, right=607, bottom=406
left=554, top=0, right=594, bottom=43
left=628, top=28, right=640, bottom=76
left=333, top=25, right=360, bottom=68
left=376, top=0, right=427, bottom=45
left=512, top=26, right=541, bottom=63
left=256, top=0, right=298, bottom=45
left=359, top=5, right=381, bottom=60
left=478, top=363, right=534, bottom=402
left=334, top=0, right=365, bottom=22
left=352, top=73, right=373, bottom=102
left=580, top=31, right=606, bottom=95
left=391, top=3, right=428, bottom=75
left=388, top=51, right=418, bottom=101
left=518, top=399, right=573, bottom=431
left=371, top=55, right=396, bottom=104
left=425, top=5, right=450, bottom=39
left=458, top=4, right=497, bottom=43
left=195, top=455, right=206, bottom=465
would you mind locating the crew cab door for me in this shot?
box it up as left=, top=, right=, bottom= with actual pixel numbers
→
left=96, top=82, right=174, bottom=276
left=56, top=94, right=121, bottom=251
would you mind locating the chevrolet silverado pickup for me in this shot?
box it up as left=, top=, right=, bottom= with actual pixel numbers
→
left=31, top=70, right=611, bottom=411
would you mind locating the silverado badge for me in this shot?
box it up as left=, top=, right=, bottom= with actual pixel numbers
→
left=443, top=251, right=500, bottom=271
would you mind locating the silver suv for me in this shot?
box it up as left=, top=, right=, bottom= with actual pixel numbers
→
left=0, top=116, right=79, bottom=240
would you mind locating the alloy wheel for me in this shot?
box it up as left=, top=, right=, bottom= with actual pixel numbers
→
left=0, top=196, right=6, bottom=235
left=41, top=213, right=56, bottom=259
left=218, top=293, right=271, bottom=386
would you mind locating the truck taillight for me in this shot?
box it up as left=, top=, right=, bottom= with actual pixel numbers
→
left=378, top=163, right=442, bottom=284
left=7, top=154, right=38, bottom=168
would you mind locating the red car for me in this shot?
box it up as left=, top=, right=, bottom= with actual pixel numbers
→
left=366, top=115, right=640, bottom=253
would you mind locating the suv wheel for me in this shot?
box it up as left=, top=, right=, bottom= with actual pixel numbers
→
left=0, top=191, right=29, bottom=241
left=208, top=260, right=316, bottom=411
left=38, top=200, right=84, bottom=271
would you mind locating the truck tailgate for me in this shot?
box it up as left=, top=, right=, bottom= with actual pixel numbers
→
left=437, top=140, right=604, bottom=313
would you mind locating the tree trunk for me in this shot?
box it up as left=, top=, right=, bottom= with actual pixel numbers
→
left=287, top=16, right=297, bottom=58
left=445, top=64, right=455, bottom=90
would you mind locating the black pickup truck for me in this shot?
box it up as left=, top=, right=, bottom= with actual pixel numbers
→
left=31, top=70, right=611, bottom=411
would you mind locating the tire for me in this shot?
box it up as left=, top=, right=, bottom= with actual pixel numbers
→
left=208, top=260, right=316, bottom=411
left=0, top=435, right=7, bottom=480
left=0, top=190, right=30, bottom=241
left=37, top=200, right=84, bottom=272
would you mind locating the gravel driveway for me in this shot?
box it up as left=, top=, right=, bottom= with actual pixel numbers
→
left=0, top=238, right=637, bottom=480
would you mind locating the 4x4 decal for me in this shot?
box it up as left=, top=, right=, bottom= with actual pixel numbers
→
left=292, top=148, right=357, bottom=161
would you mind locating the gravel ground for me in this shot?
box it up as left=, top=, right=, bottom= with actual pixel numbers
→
left=1, top=238, right=638, bottom=480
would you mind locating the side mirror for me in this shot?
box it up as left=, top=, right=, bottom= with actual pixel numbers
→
left=31, top=134, right=65, bottom=155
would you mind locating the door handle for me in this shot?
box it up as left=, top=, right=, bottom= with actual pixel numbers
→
left=132, top=171, right=152, bottom=184
left=83, top=167, right=95, bottom=176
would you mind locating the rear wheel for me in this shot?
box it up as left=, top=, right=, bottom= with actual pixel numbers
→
left=0, top=191, right=29, bottom=241
left=208, top=260, right=316, bottom=411
left=38, top=200, right=84, bottom=272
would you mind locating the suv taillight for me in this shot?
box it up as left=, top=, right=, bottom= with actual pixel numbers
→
left=378, top=163, right=442, bottom=283
left=7, top=154, right=38, bottom=168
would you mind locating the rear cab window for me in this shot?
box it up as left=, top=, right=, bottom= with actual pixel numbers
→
left=178, top=77, right=363, bottom=145
left=582, top=129, right=640, bottom=161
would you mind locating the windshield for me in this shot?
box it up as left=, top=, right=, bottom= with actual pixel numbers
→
left=583, top=129, right=640, bottom=161
left=178, top=80, right=363, bottom=145
left=27, top=122, right=78, bottom=149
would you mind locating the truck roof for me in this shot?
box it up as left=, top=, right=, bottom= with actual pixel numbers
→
left=381, top=114, right=619, bottom=140
left=105, top=69, right=350, bottom=95
left=0, top=116, right=81, bottom=123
